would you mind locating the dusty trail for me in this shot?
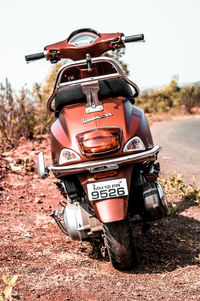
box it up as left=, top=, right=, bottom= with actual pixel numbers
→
left=0, top=127, right=200, bottom=300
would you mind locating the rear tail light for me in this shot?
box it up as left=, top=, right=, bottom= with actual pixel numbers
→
left=76, top=127, right=121, bottom=156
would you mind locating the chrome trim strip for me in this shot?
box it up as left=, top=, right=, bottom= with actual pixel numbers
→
left=47, top=146, right=161, bottom=175
left=59, top=73, right=120, bottom=87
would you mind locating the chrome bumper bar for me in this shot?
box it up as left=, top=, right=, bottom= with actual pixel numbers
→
left=38, top=146, right=161, bottom=178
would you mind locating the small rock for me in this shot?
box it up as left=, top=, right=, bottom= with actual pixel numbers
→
left=35, top=197, right=43, bottom=204
left=16, top=158, right=23, bottom=164
left=24, top=232, right=32, bottom=238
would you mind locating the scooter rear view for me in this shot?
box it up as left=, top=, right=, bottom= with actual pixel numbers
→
left=25, top=28, right=167, bottom=270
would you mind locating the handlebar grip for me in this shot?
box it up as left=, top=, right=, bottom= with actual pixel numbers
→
left=25, top=52, right=45, bottom=63
left=125, top=34, right=144, bottom=43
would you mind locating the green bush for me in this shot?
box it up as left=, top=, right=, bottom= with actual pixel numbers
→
left=160, top=171, right=200, bottom=205
left=138, top=80, right=180, bottom=113
left=137, top=79, right=200, bottom=114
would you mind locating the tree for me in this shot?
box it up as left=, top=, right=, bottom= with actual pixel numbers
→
left=33, top=62, right=64, bottom=134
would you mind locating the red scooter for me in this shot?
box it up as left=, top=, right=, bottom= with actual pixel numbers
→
left=25, top=28, right=167, bottom=270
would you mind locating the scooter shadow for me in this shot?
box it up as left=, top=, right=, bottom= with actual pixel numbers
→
left=87, top=199, right=200, bottom=273
left=132, top=199, right=200, bottom=274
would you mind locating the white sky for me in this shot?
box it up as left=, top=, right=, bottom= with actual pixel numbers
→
left=1, top=0, right=200, bottom=91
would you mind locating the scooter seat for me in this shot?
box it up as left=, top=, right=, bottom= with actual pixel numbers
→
left=55, top=77, right=134, bottom=112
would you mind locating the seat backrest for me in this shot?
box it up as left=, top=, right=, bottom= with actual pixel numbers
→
left=55, top=77, right=134, bottom=112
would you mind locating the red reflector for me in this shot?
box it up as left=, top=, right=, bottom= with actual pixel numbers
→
left=94, top=170, right=118, bottom=179
left=76, top=128, right=121, bottom=155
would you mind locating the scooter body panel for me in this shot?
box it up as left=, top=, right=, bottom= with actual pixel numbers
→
left=50, top=96, right=154, bottom=223
left=50, top=97, right=154, bottom=167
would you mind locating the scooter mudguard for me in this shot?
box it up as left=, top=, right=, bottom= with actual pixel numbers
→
left=91, top=196, right=129, bottom=223
left=79, top=165, right=133, bottom=223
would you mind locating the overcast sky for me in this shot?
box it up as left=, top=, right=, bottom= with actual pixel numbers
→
left=1, top=0, right=200, bottom=91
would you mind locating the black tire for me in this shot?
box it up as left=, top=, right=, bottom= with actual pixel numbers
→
left=103, top=219, right=137, bottom=270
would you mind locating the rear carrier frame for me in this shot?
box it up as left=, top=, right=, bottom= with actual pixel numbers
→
left=47, top=57, right=140, bottom=113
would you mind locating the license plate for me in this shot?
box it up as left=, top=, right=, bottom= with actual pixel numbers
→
left=87, top=178, right=128, bottom=201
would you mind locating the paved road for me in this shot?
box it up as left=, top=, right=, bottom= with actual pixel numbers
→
left=151, top=117, right=200, bottom=181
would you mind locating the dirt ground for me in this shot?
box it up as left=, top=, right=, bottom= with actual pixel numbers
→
left=0, top=135, right=200, bottom=300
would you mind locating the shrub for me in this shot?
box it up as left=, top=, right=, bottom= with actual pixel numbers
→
left=160, top=171, right=200, bottom=205
left=180, top=84, right=200, bottom=113
left=138, top=80, right=180, bottom=113
left=0, top=79, right=35, bottom=147
left=0, top=275, right=18, bottom=301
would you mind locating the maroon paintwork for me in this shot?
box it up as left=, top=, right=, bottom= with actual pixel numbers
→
left=51, top=98, right=153, bottom=166
left=50, top=96, right=153, bottom=222
left=45, top=32, right=124, bottom=61
left=46, top=31, right=155, bottom=222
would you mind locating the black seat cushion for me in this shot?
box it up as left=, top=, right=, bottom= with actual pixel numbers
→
left=55, top=77, right=134, bottom=111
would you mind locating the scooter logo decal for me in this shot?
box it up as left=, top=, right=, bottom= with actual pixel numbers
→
left=82, top=113, right=113, bottom=124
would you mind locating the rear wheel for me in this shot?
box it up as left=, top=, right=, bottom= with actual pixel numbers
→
left=103, top=219, right=137, bottom=270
